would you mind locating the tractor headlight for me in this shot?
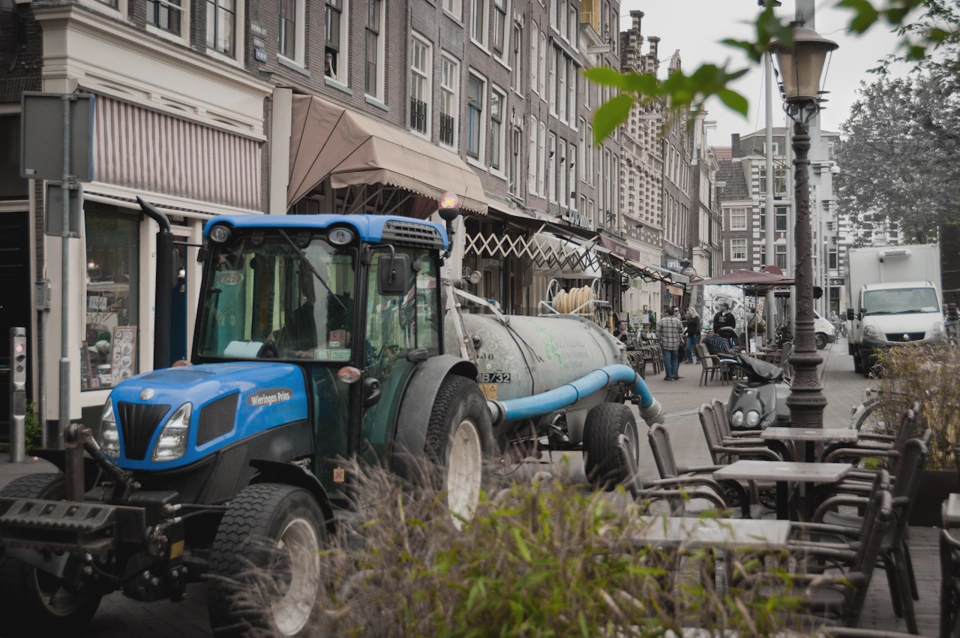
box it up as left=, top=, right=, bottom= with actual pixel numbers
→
left=746, top=410, right=762, bottom=427
left=731, top=410, right=745, bottom=427
left=153, top=403, right=192, bottom=461
left=100, top=400, right=120, bottom=458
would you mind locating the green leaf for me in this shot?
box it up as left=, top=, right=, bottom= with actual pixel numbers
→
left=512, top=528, right=532, bottom=562
left=578, top=611, right=589, bottom=638
left=621, top=72, right=659, bottom=97
left=591, top=94, right=633, bottom=145
left=718, top=89, right=750, bottom=116
left=582, top=67, right=624, bottom=88
left=837, top=0, right=881, bottom=33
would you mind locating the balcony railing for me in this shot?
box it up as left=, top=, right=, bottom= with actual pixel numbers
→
left=439, top=112, right=455, bottom=147
left=410, top=98, right=427, bottom=135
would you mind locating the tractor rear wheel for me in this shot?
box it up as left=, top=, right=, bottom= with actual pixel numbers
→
left=208, top=483, right=326, bottom=637
left=0, top=473, right=103, bottom=637
left=583, top=403, right=640, bottom=489
left=424, top=375, right=496, bottom=527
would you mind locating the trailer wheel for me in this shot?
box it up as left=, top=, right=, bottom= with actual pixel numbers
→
left=0, top=473, right=102, bottom=637
left=424, top=375, right=495, bottom=527
left=815, top=332, right=828, bottom=350
left=208, top=483, right=326, bottom=637
left=583, top=403, right=640, bottom=489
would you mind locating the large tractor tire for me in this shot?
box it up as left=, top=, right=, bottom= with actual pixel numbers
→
left=0, top=473, right=103, bottom=637
left=424, top=375, right=496, bottom=527
left=208, top=483, right=326, bottom=637
left=583, top=403, right=640, bottom=489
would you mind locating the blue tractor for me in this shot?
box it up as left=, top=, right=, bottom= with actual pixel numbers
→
left=0, top=207, right=498, bottom=636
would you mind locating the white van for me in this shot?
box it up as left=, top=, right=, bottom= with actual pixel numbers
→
left=813, top=311, right=836, bottom=350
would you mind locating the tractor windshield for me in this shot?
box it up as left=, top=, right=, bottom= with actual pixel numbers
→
left=197, top=233, right=356, bottom=361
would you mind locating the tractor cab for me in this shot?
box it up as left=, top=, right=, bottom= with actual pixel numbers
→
left=189, top=214, right=448, bottom=493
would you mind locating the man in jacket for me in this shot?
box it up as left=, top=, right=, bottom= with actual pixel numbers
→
left=657, top=306, right=684, bottom=381
left=684, top=307, right=702, bottom=364
left=712, top=303, right=736, bottom=333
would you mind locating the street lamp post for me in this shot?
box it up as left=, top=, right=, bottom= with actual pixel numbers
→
left=773, top=26, right=838, bottom=430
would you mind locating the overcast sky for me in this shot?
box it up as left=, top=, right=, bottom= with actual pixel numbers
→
left=619, top=0, right=911, bottom=148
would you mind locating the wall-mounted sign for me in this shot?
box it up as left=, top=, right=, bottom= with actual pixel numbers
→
left=250, top=22, right=268, bottom=37
left=254, top=49, right=268, bottom=63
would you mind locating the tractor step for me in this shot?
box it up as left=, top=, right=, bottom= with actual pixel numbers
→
left=0, top=497, right=119, bottom=554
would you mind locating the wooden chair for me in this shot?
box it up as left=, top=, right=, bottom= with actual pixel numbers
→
left=696, top=343, right=729, bottom=387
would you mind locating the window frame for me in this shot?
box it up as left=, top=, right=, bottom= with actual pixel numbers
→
left=530, top=22, right=540, bottom=96
left=442, top=0, right=461, bottom=21
left=439, top=54, right=460, bottom=151
left=492, top=0, right=507, bottom=58
left=528, top=115, right=538, bottom=195
left=207, top=0, right=244, bottom=63
left=278, top=0, right=305, bottom=67
left=489, top=86, right=506, bottom=174
left=466, top=71, right=486, bottom=163
left=729, top=207, right=747, bottom=231
left=147, top=0, right=189, bottom=43
left=547, top=132, right=557, bottom=204
left=324, top=0, right=350, bottom=83
left=409, top=33, right=432, bottom=138
left=511, top=20, right=522, bottom=93
left=730, top=238, right=748, bottom=262
left=470, top=0, right=489, bottom=49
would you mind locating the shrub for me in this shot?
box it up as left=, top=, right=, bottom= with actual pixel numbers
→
left=25, top=402, right=41, bottom=451
left=237, top=463, right=808, bottom=637
left=876, top=342, right=960, bottom=469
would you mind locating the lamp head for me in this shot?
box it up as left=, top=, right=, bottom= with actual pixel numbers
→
left=772, top=26, right=838, bottom=108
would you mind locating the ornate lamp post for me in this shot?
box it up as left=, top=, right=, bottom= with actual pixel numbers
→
left=772, top=26, right=838, bottom=430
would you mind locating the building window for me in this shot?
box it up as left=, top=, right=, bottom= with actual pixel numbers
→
left=206, top=0, right=235, bottom=54
left=509, top=126, right=521, bottom=196
left=511, top=21, right=521, bottom=92
left=490, top=89, right=504, bottom=171
left=0, top=116, right=27, bottom=200
left=568, top=5, right=577, bottom=43
left=440, top=56, right=459, bottom=149
left=776, top=206, right=788, bottom=231
left=147, top=0, right=183, bottom=35
left=466, top=73, right=485, bottom=160
left=530, top=23, right=539, bottom=95
left=528, top=116, right=538, bottom=195
left=470, top=0, right=488, bottom=46
left=537, top=121, right=545, bottom=195
left=279, top=0, right=298, bottom=61
left=729, top=208, right=747, bottom=231
left=365, top=0, right=385, bottom=99
left=547, top=133, right=557, bottom=203
left=549, top=0, right=558, bottom=31
left=442, top=0, right=460, bottom=19
left=557, top=52, right=567, bottom=122
left=325, top=0, right=350, bottom=81
left=558, top=143, right=567, bottom=209
left=567, top=60, right=577, bottom=125
left=83, top=207, right=140, bottom=391
left=586, top=125, right=594, bottom=184
left=568, top=144, right=577, bottom=208
left=777, top=245, right=788, bottom=270
left=548, top=47, right=557, bottom=114
left=578, top=122, right=586, bottom=181
left=538, top=32, right=547, bottom=97
left=492, top=0, right=506, bottom=57
left=409, top=36, right=431, bottom=136
left=731, top=238, right=747, bottom=261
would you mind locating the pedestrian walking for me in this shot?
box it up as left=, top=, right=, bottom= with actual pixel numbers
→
left=684, top=307, right=702, bottom=364
left=658, top=307, right=684, bottom=381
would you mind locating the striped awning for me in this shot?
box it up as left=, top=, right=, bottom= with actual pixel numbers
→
left=93, top=95, right=261, bottom=211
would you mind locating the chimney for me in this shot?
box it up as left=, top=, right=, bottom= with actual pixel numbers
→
left=647, top=36, right=660, bottom=74
left=732, top=134, right=741, bottom=159
left=631, top=10, right=643, bottom=33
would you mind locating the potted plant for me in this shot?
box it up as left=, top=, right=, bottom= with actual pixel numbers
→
left=877, top=343, right=960, bottom=526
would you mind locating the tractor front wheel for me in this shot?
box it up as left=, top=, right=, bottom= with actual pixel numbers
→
left=0, top=473, right=103, bottom=637
left=208, top=483, right=326, bottom=637
left=424, top=375, right=496, bottom=527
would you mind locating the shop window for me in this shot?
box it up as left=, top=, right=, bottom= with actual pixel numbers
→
left=0, top=117, right=27, bottom=200
left=82, top=207, right=140, bottom=390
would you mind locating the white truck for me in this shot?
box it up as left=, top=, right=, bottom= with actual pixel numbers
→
left=846, top=244, right=945, bottom=377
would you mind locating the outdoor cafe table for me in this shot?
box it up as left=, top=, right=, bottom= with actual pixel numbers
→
left=713, top=460, right=854, bottom=521
left=632, top=516, right=792, bottom=550
left=760, top=427, right=859, bottom=463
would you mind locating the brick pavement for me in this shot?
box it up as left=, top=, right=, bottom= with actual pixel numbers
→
left=0, top=338, right=945, bottom=635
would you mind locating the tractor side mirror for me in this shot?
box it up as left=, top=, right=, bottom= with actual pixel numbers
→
left=363, top=377, right=382, bottom=408
left=846, top=308, right=854, bottom=321
left=377, top=253, right=411, bottom=296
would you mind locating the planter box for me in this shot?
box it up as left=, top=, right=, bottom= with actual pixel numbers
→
left=909, top=469, right=960, bottom=527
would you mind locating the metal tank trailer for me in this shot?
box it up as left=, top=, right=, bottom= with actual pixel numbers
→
left=442, top=278, right=664, bottom=484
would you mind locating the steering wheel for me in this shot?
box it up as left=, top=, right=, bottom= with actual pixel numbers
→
left=258, top=342, right=279, bottom=359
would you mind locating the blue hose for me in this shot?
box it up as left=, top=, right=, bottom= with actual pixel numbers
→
left=487, top=364, right=664, bottom=426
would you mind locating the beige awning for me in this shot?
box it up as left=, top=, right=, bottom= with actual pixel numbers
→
left=287, top=95, right=487, bottom=215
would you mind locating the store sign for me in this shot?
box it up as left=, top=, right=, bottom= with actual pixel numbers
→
left=665, top=259, right=682, bottom=273
left=598, top=236, right=641, bottom=262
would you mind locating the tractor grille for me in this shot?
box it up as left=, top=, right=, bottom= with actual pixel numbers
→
left=885, top=332, right=926, bottom=343
left=381, top=220, right=444, bottom=248
left=117, top=402, right=171, bottom=461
